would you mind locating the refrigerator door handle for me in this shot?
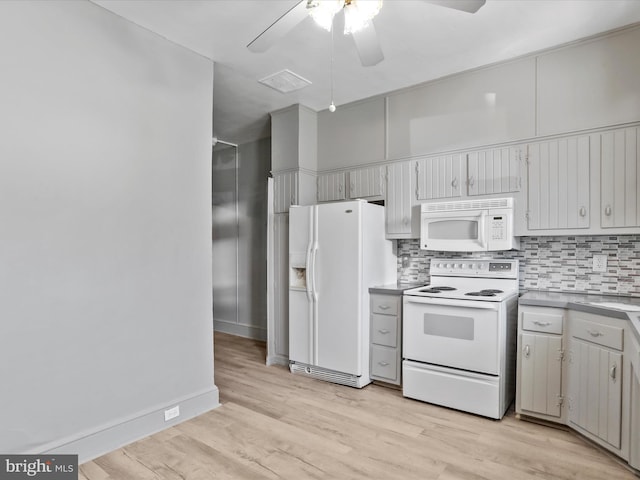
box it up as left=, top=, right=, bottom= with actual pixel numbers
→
left=305, top=244, right=313, bottom=302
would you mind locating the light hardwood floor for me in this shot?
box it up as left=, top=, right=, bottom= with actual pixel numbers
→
left=80, top=332, right=638, bottom=479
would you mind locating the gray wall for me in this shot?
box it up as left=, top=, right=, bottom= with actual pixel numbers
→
left=213, top=138, right=271, bottom=340
left=0, top=1, right=218, bottom=460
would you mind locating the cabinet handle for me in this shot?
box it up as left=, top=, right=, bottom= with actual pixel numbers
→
left=291, top=196, right=295, bottom=205
left=611, top=363, right=617, bottom=380
left=579, top=206, right=587, bottom=217
left=587, top=329, right=604, bottom=337
left=378, top=329, right=390, bottom=334
left=403, top=216, right=410, bottom=226
left=378, top=361, right=389, bottom=367
left=533, top=320, right=551, bottom=327
left=524, top=345, right=530, bottom=358
left=605, top=205, right=612, bottom=216
left=350, top=181, right=355, bottom=193
left=378, top=305, right=390, bottom=310
left=338, top=184, right=343, bottom=193
left=468, top=176, right=475, bottom=187
left=451, top=177, right=458, bottom=189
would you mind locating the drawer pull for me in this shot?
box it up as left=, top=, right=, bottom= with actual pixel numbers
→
left=378, top=329, right=390, bottom=334
left=378, top=361, right=389, bottom=367
left=524, top=345, right=530, bottom=358
left=533, top=321, right=551, bottom=327
left=611, top=363, right=617, bottom=380
left=378, top=305, right=391, bottom=310
left=587, top=329, right=604, bottom=337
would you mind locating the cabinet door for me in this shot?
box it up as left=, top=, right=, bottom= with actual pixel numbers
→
left=467, top=146, right=521, bottom=196
left=601, top=126, right=640, bottom=228
left=519, top=333, right=563, bottom=418
left=568, top=337, right=622, bottom=449
left=317, top=172, right=346, bottom=202
left=415, top=154, right=462, bottom=200
left=385, top=161, right=416, bottom=238
left=348, top=166, right=384, bottom=199
left=527, top=136, right=590, bottom=230
left=273, top=171, right=298, bottom=213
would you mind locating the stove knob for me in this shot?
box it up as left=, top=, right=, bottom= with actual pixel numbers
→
left=446, top=263, right=452, bottom=269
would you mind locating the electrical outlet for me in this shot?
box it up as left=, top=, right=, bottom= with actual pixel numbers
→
left=402, top=255, right=410, bottom=269
left=593, top=254, right=608, bottom=273
left=164, top=405, right=180, bottom=422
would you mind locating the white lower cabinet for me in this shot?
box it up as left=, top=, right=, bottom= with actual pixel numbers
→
left=369, top=293, right=402, bottom=385
left=567, top=313, right=624, bottom=452
left=516, top=307, right=565, bottom=421
left=517, top=302, right=634, bottom=466
left=628, top=332, right=640, bottom=470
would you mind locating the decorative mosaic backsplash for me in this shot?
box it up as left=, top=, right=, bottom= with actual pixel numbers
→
left=397, top=235, right=640, bottom=297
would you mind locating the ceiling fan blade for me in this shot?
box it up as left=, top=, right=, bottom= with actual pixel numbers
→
left=351, top=22, right=384, bottom=67
left=247, top=1, right=309, bottom=53
left=424, top=0, right=486, bottom=14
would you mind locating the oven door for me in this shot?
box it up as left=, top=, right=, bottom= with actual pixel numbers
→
left=403, top=296, right=501, bottom=375
left=420, top=210, right=487, bottom=252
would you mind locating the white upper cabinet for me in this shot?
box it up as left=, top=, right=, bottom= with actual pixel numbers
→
left=526, top=136, right=590, bottom=230
left=317, top=172, right=346, bottom=202
left=537, top=27, right=640, bottom=137
left=386, top=57, right=535, bottom=160
left=385, top=161, right=418, bottom=238
left=600, top=127, right=640, bottom=228
left=348, top=165, right=385, bottom=199
left=467, top=146, right=522, bottom=196
left=415, top=154, right=463, bottom=201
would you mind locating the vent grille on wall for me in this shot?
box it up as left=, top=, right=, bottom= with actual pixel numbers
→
left=423, top=197, right=513, bottom=212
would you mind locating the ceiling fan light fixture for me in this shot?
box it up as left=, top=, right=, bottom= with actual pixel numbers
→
left=308, top=0, right=342, bottom=32
left=308, top=0, right=383, bottom=34
left=343, top=0, right=383, bottom=35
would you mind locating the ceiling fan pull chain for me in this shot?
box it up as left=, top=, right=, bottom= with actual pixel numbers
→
left=329, top=18, right=336, bottom=113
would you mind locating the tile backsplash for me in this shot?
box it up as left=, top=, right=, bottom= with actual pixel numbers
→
left=397, top=235, right=640, bottom=297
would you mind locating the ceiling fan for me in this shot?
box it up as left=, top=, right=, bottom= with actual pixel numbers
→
left=247, top=0, right=487, bottom=67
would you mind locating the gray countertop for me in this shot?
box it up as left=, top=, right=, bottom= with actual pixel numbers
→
left=369, top=282, right=426, bottom=295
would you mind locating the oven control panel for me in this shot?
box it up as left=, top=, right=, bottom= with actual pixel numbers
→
left=430, top=259, right=518, bottom=278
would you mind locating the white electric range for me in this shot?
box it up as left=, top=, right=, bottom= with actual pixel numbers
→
left=402, top=258, right=519, bottom=419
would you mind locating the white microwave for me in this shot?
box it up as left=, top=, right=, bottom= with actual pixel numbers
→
left=420, top=197, right=519, bottom=252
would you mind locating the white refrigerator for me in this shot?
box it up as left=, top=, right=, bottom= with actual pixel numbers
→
left=288, top=200, right=396, bottom=388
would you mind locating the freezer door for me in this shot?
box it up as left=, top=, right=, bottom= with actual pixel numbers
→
left=289, top=205, right=314, bottom=364
left=315, top=201, right=362, bottom=375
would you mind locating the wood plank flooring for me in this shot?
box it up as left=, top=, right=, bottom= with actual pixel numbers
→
left=80, top=332, right=638, bottom=479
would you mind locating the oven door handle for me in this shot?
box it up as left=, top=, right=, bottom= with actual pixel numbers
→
left=404, top=296, right=501, bottom=310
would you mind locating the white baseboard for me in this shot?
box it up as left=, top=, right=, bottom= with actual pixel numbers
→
left=214, top=319, right=267, bottom=341
left=43, top=387, right=220, bottom=464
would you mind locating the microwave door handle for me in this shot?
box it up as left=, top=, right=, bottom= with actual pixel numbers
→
left=478, top=212, right=487, bottom=249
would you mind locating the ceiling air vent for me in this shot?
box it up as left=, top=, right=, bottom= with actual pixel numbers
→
left=258, top=69, right=312, bottom=94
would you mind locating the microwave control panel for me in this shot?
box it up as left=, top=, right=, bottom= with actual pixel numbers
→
left=490, top=215, right=507, bottom=240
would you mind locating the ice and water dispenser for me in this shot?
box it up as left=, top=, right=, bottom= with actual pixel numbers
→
left=289, top=253, right=307, bottom=289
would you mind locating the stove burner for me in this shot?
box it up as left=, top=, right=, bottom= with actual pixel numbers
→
left=465, top=289, right=503, bottom=297
left=419, top=286, right=457, bottom=294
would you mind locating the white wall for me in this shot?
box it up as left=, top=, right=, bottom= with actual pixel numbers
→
left=0, top=1, right=218, bottom=460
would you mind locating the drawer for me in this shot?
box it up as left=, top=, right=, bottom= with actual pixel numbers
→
left=572, top=318, right=623, bottom=351
left=371, top=314, right=398, bottom=347
left=522, top=310, right=563, bottom=334
left=371, top=294, right=400, bottom=316
left=371, top=345, right=399, bottom=382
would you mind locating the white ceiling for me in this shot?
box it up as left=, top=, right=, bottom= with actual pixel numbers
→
left=91, top=0, right=640, bottom=145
